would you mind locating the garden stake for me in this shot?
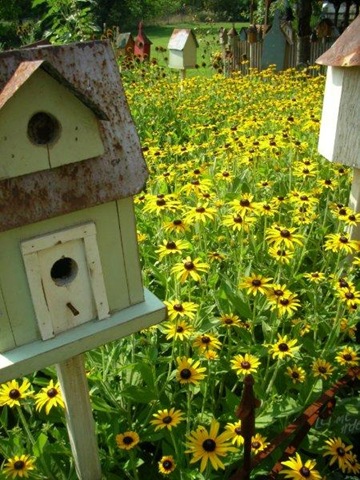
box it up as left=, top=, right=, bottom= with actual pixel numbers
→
left=230, top=374, right=260, bottom=480
left=230, top=368, right=358, bottom=479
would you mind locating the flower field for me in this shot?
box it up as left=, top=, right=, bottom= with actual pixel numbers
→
left=0, top=64, right=360, bottom=479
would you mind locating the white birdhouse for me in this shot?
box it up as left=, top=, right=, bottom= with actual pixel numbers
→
left=0, top=41, right=166, bottom=381
left=317, top=15, right=360, bottom=167
left=168, top=29, right=199, bottom=70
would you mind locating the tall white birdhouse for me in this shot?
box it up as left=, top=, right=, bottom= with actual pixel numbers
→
left=317, top=15, right=360, bottom=167
left=168, top=29, right=199, bottom=70
left=0, top=41, right=166, bottom=382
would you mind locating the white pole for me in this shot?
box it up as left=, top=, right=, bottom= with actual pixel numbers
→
left=56, top=354, right=102, bottom=480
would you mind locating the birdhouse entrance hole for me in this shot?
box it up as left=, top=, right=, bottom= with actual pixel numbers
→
left=27, top=112, right=61, bottom=146
left=51, top=257, right=78, bottom=286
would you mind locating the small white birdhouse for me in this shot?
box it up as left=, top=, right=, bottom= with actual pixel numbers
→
left=0, top=40, right=166, bottom=382
left=317, top=15, right=360, bottom=167
left=168, top=29, right=199, bottom=70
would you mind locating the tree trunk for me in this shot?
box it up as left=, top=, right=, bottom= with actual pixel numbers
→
left=296, top=0, right=312, bottom=66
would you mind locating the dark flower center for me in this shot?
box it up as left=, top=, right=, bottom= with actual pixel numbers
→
left=277, top=250, right=287, bottom=256
left=318, top=366, right=327, bottom=373
left=9, top=389, right=21, bottom=400
left=47, top=388, right=58, bottom=398
left=336, top=447, right=345, bottom=456
left=339, top=279, right=349, bottom=288
left=343, top=354, right=353, bottom=361
left=339, top=208, right=347, bottom=215
left=162, top=416, right=173, bottom=424
left=180, top=368, right=192, bottom=379
left=222, top=172, right=230, bottom=177
left=156, top=199, right=166, bottom=206
left=173, top=219, right=182, bottom=225
left=162, top=460, right=173, bottom=470
left=193, top=169, right=201, bottom=175
left=300, top=196, right=308, bottom=201
left=224, top=318, right=234, bottom=324
left=345, top=292, right=354, bottom=299
left=202, top=439, right=216, bottom=452
left=252, top=441, right=261, bottom=449
left=123, top=436, right=134, bottom=445
left=166, top=241, right=177, bottom=250
left=235, top=427, right=242, bottom=435
left=299, top=466, right=311, bottom=478
left=196, top=207, right=205, bottom=213
left=234, top=216, right=243, bottom=223
left=241, top=361, right=251, bottom=369
left=278, top=343, right=289, bottom=352
left=184, top=261, right=195, bottom=271
left=280, top=229, right=291, bottom=238
left=252, top=279, right=261, bottom=287
left=14, top=461, right=25, bottom=470
left=201, top=336, right=211, bottom=344
left=292, top=372, right=299, bottom=379
left=274, top=289, right=284, bottom=296
left=176, top=326, right=184, bottom=333
left=340, top=236, right=348, bottom=244
left=191, top=180, right=200, bottom=186
left=263, top=204, right=271, bottom=210
left=240, top=199, right=250, bottom=207
left=348, top=215, right=356, bottom=221
left=280, top=298, right=290, bottom=306
left=173, top=304, right=184, bottom=312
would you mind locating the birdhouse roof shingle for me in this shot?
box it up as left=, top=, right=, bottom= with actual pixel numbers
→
left=316, top=14, right=360, bottom=66
left=0, top=40, right=148, bottom=232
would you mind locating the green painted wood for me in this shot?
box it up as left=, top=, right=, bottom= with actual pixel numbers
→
left=261, top=10, right=287, bottom=71
left=0, top=289, right=166, bottom=382
left=116, top=198, right=144, bottom=305
left=0, top=202, right=130, bottom=350
left=0, top=282, right=16, bottom=352
left=0, top=68, right=104, bottom=180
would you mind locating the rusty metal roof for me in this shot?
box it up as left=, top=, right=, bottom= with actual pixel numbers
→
left=0, top=40, right=148, bottom=232
left=168, top=29, right=199, bottom=51
left=316, top=14, right=360, bottom=66
left=0, top=60, right=108, bottom=119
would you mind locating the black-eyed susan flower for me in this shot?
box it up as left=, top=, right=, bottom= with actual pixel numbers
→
left=193, top=333, right=222, bottom=352
left=239, top=273, right=273, bottom=296
left=303, top=272, right=325, bottom=283
left=324, top=232, right=358, bottom=254
left=164, top=299, right=198, bottom=320
left=163, top=218, right=189, bottom=234
left=222, top=213, right=257, bottom=232
left=185, top=418, right=237, bottom=472
left=312, top=359, right=334, bottom=379
left=335, top=346, right=359, bottom=367
left=265, top=225, right=304, bottom=249
left=286, top=365, right=306, bottom=384
left=143, top=194, right=182, bottom=215
left=251, top=433, right=269, bottom=454
left=34, top=379, right=64, bottom=415
left=231, top=353, right=261, bottom=376
left=203, top=349, right=219, bottom=360
left=158, top=455, right=176, bottom=475
left=219, top=313, right=242, bottom=328
left=268, top=334, right=300, bottom=360
left=171, top=256, right=209, bottom=283
left=293, top=161, right=318, bottom=178
left=337, top=288, right=360, bottom=308
left=229, top=193, right=260, bottom=216
left=343, top=451, right=360, bottom=475
left=156, top=239, right=190, bottom=260
left=0, top=379, right=33, bottom=408
left=162, top=320, right=194, bottom=341
left=268, top=246, right=294, bottom=264
left=184, top=204, right=217, bottom=224
left=269, top=293, right=301, bottom=317
left=208, top=251, right=226, bottom=262
left=150, top=408, right=185, bottom=431
left=225, top=421, right=244, bottom=447
left=116, top=431, right=140, bottom=450
left=176, top=357, right=206, bottom=385
left=266, top=284, right=292, bottom=303
left=2, top=454, right=36, bottom=479
left=280, top=452, right=321, bottom=479
left=323, top=437, right=353, bottom=472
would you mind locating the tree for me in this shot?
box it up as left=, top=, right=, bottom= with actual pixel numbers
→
left=296, top=0, right=312, bottom=65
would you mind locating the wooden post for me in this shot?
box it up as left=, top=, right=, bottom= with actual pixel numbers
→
left=348, top=168, right=360, bottom=240
left=56, top=354, right=102, bottom=480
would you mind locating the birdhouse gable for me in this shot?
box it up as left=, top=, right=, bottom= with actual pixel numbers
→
left=0, top=59, right=107, bottom=180
left=168, top=29, right=199, bottom=70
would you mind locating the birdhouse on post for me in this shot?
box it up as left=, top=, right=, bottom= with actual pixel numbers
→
left=134, top=21, right=152, bottom=61
left=116, top=32, right=135, bottom=59
left=0, top=40, right=166, bottom=479
left=317, top=15, right=360, bottom=239
left=168, top=29, right=199, bottom=79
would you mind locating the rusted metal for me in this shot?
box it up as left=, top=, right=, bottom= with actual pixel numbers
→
left=230, top=374, right=261, bottom=480
left=0, top=41, right=148, bottom=232
left=316, top=14, right=360, bottom=66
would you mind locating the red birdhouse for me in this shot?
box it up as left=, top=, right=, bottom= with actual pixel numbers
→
left=134, top=21, right=152, bottom=61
